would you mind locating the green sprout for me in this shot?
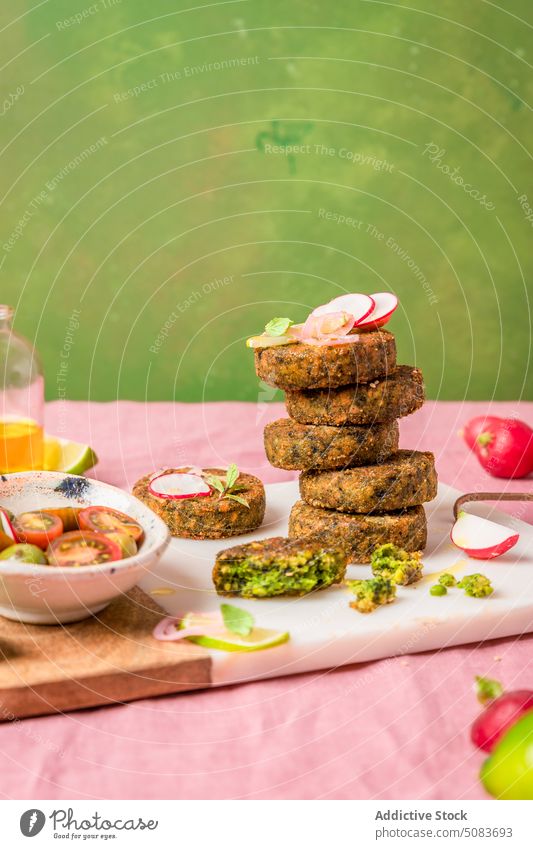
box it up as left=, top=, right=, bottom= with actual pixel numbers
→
left=264, top=317, right=294, bottom=337
left=204, top=464, right=249, bottom=508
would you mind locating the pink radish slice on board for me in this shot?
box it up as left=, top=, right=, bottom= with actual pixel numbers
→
left=148, top=472, right=211, bottom=500
left=0, top=509, right=17, bottom=542
left=451, top=511, right=519, bottom=560
left=357, top=292, right=398, bottom=329
left=311, top=294, right=375, bottom=325
left=153, top=613, right=224, bottom=641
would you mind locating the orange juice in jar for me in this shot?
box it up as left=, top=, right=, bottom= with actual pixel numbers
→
left=0, top=306, right=44, bottom=473
left=0, top=418, right=43, bottom=472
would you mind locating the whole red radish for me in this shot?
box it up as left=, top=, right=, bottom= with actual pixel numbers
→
left=471, top=677, right=533, bottom=752
left=461, top=415, right=502, bottom=450
left=474, top=418, right=533, bottom=479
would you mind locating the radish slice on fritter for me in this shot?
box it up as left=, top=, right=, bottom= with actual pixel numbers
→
left=148, top=472, right=211, bottom=500
left=357, top=292, right=398, bottom=329
left=311, top=293, right=375, bottom=325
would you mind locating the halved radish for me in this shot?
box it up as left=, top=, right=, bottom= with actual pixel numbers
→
left=356, top=292, right=398, bottom=329
left=149, top=472, right=211, bottom=500
left=0, top=508, right=17, bottom=551
left=451, top=511, right=519, bottom=560
left=311, top=294, right=375, bottom=325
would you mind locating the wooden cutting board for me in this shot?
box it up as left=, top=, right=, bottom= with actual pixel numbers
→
left=0, top=587, right=211, bottom=720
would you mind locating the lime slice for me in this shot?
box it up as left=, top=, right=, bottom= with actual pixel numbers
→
left=246, top=334, right=298, bottom=349
left=181, top=613, right=289, bottom=652
left=44, top=434, right=98, bottom=475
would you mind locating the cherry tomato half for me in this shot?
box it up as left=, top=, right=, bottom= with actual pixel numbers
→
left=46, top=531, right=122, bottom=567
left=78, top=506, right=144, bottom=543
left=13, top=511, right=64, bottom=549
left=43, top=507, right=80, bottom=531
left=105, top=531, right=137, bottom=558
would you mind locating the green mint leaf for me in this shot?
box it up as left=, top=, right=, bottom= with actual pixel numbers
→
left=225, top=494, right=250, bottom=509
left=227, top=484, right=246, bottom=493
left=225, top=463, right=239, bottom=489
left=221, top=603, right=254, bottom=636
left=475, top=675, right=504, bottom=705
left=205, top=475, right=225, bottom=494
left=265, top=317, right=294, bottom=337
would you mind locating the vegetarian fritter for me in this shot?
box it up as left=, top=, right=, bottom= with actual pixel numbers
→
left=288, top=501, right=428, bottom=563
left=213, top=536, right=347, bottom=597
left=285, top=365, right=425, bottom=426
left=264, top=419, right=399, bottom=471
left=299, top=450, right=437, bottom=512
left=132, top=467, right=265, bottom=539
left=254, top=330, right=396, bottom=390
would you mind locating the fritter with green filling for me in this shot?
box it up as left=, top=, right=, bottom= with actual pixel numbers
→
left=213, top=536, right=347, bottom=597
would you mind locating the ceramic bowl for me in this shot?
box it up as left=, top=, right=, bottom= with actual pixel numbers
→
left=0, top=471, right=170, bottom=624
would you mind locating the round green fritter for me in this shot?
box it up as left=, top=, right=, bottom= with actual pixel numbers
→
left=284, top=365, right=425, bottom=426
left=299, top=450, right=438, bottom=513
left=254, top=330, right=396, bottom=390
left=213, top=536, right=347, bottom=597
left=132, top=467, right=265, bottom=539
left=263, top=418, right=399, bottom=471
left=288, top=501, right=427, bottom=563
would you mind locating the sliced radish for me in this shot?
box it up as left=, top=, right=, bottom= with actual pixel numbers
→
left=0, top=509, right=17, bottom=546
left=148, top=472, right=211, bottom=500
left=153, top=612, right=224, bottom=641
left=357, top=292, right=398, bottom=329
left=451, top=511, right=519, bottom=560
left=311, top=294, right=375, bottom=325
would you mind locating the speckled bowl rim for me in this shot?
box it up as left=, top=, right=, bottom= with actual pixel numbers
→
left=0, top=471, right=170, bottom=578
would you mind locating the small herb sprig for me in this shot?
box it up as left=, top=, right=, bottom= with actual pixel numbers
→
left=221, top=603, right=254, bottom=635
left=205, top=463, right=250, bottom=508
left=264, top=317, right=294, bottom=337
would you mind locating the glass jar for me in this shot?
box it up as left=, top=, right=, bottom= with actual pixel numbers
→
left=0, top=305, right=44, bottom=472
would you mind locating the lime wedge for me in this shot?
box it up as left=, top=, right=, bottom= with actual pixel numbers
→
left=246, top=334, right=298, bottom=349
left=43, top=436, right=61, bottom=471
left=44, top=434, right=98, bottom=475
left=181, top=613, right=289, bottom=652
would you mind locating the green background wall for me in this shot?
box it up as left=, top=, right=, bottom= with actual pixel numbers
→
left=1, top=0, right=531, bottom=403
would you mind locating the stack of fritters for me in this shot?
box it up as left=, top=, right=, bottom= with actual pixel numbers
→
left=255, top=330, right=437, bottom=562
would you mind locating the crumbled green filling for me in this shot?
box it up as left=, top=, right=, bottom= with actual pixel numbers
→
left=430, top=584, right=447, bottom=596
left=438, top=573, right=457, bottom=587
left=370, top=543, right=423, bottom=586
left=347, top=577, right=397, bottom=613
left=457, top=573, right=494, bottom=598
left=217, top=550, right=342, bottom=597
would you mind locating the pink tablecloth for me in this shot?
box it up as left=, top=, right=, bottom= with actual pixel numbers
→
left=1, top=400, right=532, bottom=801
